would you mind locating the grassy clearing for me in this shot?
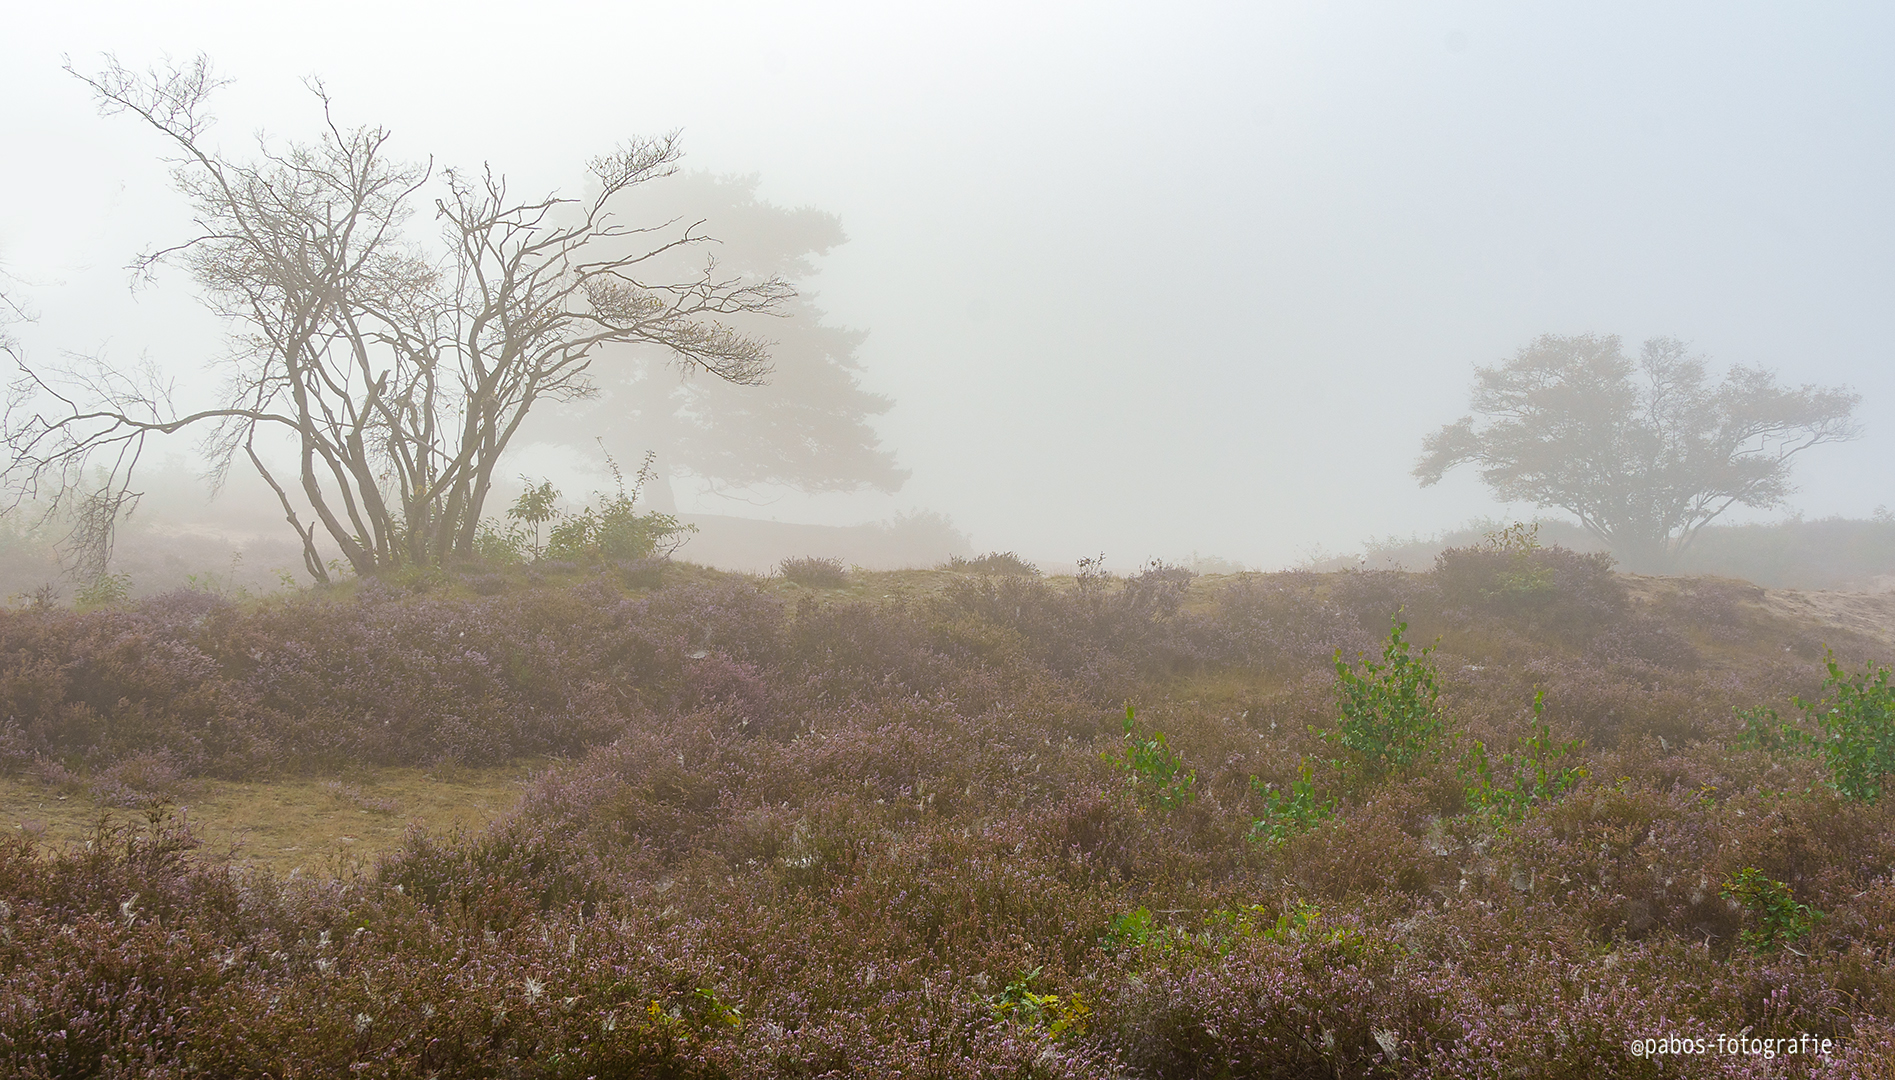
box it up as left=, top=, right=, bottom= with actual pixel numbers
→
left=0, top=762, right=539, bottom=875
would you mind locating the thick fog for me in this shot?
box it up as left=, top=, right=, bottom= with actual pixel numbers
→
left=3, top=2, right=1891, bottom=573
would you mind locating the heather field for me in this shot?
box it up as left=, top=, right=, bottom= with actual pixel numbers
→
left=3, top=546, right=1894, bottom=1078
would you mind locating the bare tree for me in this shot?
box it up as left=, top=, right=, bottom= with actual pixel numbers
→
left=1416, top=333, right=1860, bottom=570
left=3, top=56, right=789, bottom=581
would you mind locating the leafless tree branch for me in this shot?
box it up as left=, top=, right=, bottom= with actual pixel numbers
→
left=5, top=55, right=788, bottom=578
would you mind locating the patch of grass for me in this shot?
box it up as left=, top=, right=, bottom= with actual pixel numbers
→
left=0, top=763, right=537, bottom=874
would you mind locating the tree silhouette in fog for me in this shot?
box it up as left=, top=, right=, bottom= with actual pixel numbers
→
left=541, top=172, right=907, bottom=510
left=1416, top=333, right=1859, bottom=570
left=1, top=57, right=788, bottom=581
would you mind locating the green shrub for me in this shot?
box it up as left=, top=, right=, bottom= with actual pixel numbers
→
left=1463, top=689, right=1588, bottom=817
left=1249, top=761, right=1334, bottom=843
left=1721, top=866, right=1821, bottom=952
left=986, top=967, right=1089, bottom=1038
left=472, top=522, right=526, bottom=565
left=1735, top=704, right=1810, bottom=754
left=1105, top=704, right=1196, bottom=808
left=1101, top=906, right=1191, bottom=952
left=74, top=572, right=132, bottom=610
left=545, top=496, right=689, bottom=563
left=1199, top=899, right=1327, bottom=951
left=1246, top=617, right=1449, bottom=840
left=506, top=479, right=561, bottom=561
left=1101, top=906, right=1154, bottom=949
left=1797, top=651, right=1895, bottom=802
left=491, top=456, right=691, bottom=566
left=1327, top=616, right=1444, bottom=785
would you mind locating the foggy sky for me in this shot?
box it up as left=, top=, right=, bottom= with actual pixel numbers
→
left=3, top=1, right=1891, bottom=571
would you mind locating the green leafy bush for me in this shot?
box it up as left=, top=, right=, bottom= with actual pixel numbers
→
left=1196, top=900, right=1326, bottom=954
left=1721, top=866, right=1822, bottom=951
left=545, top=493, right=688, bottom=563
left=482, top=456, right=691, bottom=566
left=1327, top=616, right=1444, bottom=785
left=1735, top=704, right=1810, bottom=753
left=74, top=571, right=132, bottom=610
left=1101, top=906, right=1194, bottom=953
left=1105, top=704, right=1196, bottom=808
left=1248, top=616, right=1453, bottom=841
left=1797, top=651, right=1895, bottom=802
left=1103, top=901, right=1341, bottom=962
left=1463, top=689, right=1588, bottom=817
left=987, top=967, right=1089, bottom=1038
left=1248, top=761, right=1334, bottom=843
left=507, top=479, right=561, bottom=561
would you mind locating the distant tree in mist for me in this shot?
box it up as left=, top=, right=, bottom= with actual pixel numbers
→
left=1415, top=333, right=1859, bottom=570
left=541, top=172, right=906, bottom=509
left=0, top=57, right=789, bottom=581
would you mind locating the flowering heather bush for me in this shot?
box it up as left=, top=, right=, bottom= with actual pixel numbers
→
left=1199, top=570, right=1372, bottom=673
left=779, top=555, right=850, bottom=587
left=1433, top=539, right=1625, bottom=640
left=935, top=558, right=1202, bottom=697
left=943, top=550, right=1041, bottom=576
left=1, top=557, right=1893, bottom=1074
